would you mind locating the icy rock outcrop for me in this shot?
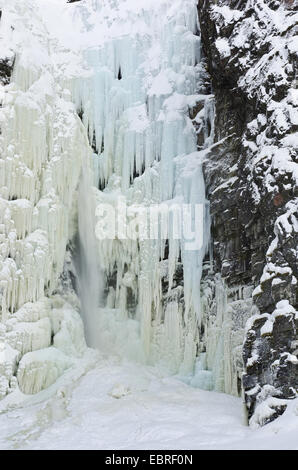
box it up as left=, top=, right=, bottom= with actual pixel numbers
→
left=0, top=57, right=14, bottom=86
left=198, top=0, right=297, bottom=422
left=0, top=0, right=90, bottom=398
left=0, top=9, right=14, bottom=86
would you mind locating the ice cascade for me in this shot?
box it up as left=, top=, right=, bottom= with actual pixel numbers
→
left=0, top=0, right=91, bottom=399
left=70, top=0, right=213, bottom=375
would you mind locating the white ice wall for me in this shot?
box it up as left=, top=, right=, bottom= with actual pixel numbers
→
left=0, top=0, right=91, bottom=399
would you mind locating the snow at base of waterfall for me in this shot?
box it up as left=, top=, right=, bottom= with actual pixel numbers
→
left=0, top=356, right=298, bottom=450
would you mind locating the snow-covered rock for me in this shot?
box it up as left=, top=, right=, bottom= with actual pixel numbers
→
left=198, top=0, right=298, bottom=422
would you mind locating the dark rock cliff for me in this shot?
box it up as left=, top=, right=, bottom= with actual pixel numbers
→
left=198, top=0, right=297, bottom=424
left=0, top=57, right=14, bottom=85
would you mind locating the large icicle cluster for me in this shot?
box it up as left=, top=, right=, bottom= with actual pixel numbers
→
left=68, top=0, right=212, bottom=374
left=0, top=0, right=91, bottom=400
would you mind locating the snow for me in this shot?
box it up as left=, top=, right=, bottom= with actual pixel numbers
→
left=0, top=356, right=298, bottom=450
left=260, top=319, right=273, bottom=337
left=215, top=38, right=231, bottom=58
left=211, top=5, right=243, bottom=26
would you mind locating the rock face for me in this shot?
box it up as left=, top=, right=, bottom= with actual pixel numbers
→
left=198, top=0, right=297, bottom=424
left=0, top=8, right=15, bottom=85
left=0, top=57, right=14, bottom=85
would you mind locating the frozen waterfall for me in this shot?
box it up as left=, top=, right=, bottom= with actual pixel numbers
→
left=0, top=0, right=214, bottom=401
left=68, top=0, right=213, bottom=375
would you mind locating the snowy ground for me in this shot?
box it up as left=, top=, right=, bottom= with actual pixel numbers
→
left=0, top=352, right=298, bottom=450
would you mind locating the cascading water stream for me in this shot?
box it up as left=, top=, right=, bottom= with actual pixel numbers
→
left=76, top=160, right=103, bottom=349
